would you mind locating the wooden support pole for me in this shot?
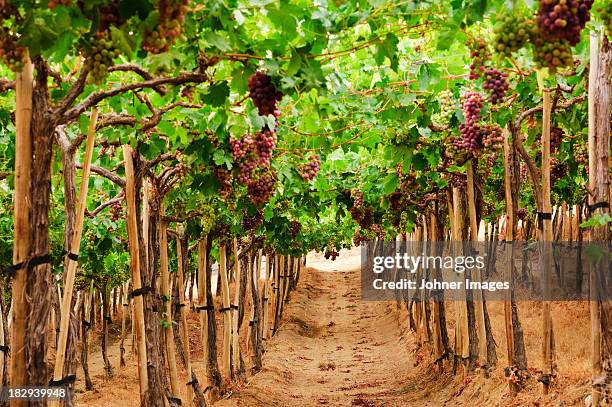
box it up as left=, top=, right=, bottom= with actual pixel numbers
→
left=177, top=226, right=193, bottom=402
left=467, top=161, right=488, bottom=369
left=219, top=244, right=232, bottom=380
left=262, top=254, right=271, bottom=342
left=51, top=108, right=99, bottom=403
left=10, top=53, right=33, bottom=401
left=160, top=215, right=180, bottom=401
left=231, top=238, right=241, bottom=378
left=122, top=145, right=149, bottom=402
left=502, top=128, right=515, bottom=370
left=197, top=238, right=211, bottom=390
left=541, top=88, right=554, bottom=394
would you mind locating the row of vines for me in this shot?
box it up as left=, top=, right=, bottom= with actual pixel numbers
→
left=0, top=0, right=611, bottom=406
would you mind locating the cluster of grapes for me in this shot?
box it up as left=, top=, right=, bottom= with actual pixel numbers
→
left=213, top=166, right=233, bottom=198
left=483, top=69, right=509, bottom=104
left=449, top=173, right=467, bottom=189
left=86, top=35, right=120, bottom=83
left=551, top=158, right=568, bottom=182
left=350, top=206, right=374, bottom=229
left=241, top=210, right=263, bottom=231
left=324, top=250, right=339, bottom=261
left=482, top=124, right=504, bottom=150
left=247, top=171, right=277, bottom=205
left=494, top=12, right=532, bottom=56
left=457, top=92, right=485, bottom=153
left=431, top=90, right=455, bottom=127
left=532, top=36, right=574, bottom=71
left=388, top=191, right=403, bottom=211
left=573, top=142, right=587, bottom=164
left=550, top=126, right=564, bottom=152
left=142, top=0, right=190, bottom=53
left=537, top=0, right=593, bottom=46
left=0, top=28, right=25, bottom=72
left=298, top=154, right=321, bottom=181
left=371, top=224, right=385, bottom=241
left=200, top=205, right=216, bottom=233
left=289, top=221, right=301, bottom=238
left=48, top=0, right=71, bottom=8
left=517, top=208, right=528, bottom=221
left=467, top=37, right=490, bottom=80
left=352, top=190, right=364, bottom=207
left=248, top=72, right=283, bottom=117
left=109, top=202, right=123, bottom=222
left=230, top=130, right=278, bottom=204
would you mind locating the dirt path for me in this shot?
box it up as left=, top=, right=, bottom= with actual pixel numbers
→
left=215, top=249, right=432, bottom=407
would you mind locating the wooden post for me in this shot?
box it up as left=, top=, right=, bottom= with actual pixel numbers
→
left=262, top=254, right=271, bottom=343
left=10, top=53, right=33, bottom=401
left=502, top=128, right=515, bottom=370
left=466, top=161, right=488, bottom=370
left=177, top=226, right=193, bottom=402
left=197, top=238, right=211, bottom=389
left=122, top=145, right=149, bottom=402
left=430, top=211, right=444, bottom=371
left=541, top=88, right=554, bottom=394
left=219, top=244, right=232, bottom=380
left=160, top=215, right=180, bottom=400
left=51, top=108, right=99, bottom=401
left=231, top=238, right=241, bottom=378
left=120, top=283, right=127, bottom=367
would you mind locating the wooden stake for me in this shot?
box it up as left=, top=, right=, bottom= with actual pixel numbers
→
left=11, top=53, right=32, bottom=401
left=502, top=128, right=515, bottom=369
left=177, top=226, right=193, bottom=402
left=231, top=238, right=242, bottom=378
left=541, top=88, right=554, bottom=394
left=219, top=244, right=232, bottom=380
left=197, top=238, right=211, bottom=389
left=160, top=215, right=180, bottom=400
left=466, top=161, right=488, bottom=369
left=51, top=108, right=99, bottom=402
left=262, top=254, right=271, bottom=342
left=122, top=145, right=149, bottom=402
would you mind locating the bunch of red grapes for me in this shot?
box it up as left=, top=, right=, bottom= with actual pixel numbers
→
left=457, top=92, right=485, bottom=153
left=142, top=0, right=190, bottom=53
left=324, top=250, right=339, bottom=261
left=551, top=158, right=568, bottom=182
left=353, top=229, right=366, bottom=246
left=482, top=124, right=504, bottom=150
left=371, top=224, right=385, bottom=241
left=299, top=154, right=321, bottom=181
left=537, top=0, right=594, bottom=46
left=242, top=210, right=263, bottom=231
left=247, top=171, right=277, bottom=205
left=483, top=69, right=509, bottom=104
left=0, top=27, right=25, bottom=72
left=48, top=0, right=71, bottom=8
left=289, top=221, right=302, bottom=238
left=517, top=208, right=528, bottom=221
left=248, top=72, right=283, bottom=117
left=467, top=37, right=490, bottom=80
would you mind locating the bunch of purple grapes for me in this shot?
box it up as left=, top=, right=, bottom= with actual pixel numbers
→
left=299, top=154, right=321, bottom=181
left=483, top=69, right=509, bottom=104
left=242, top=210, right=263, bottom=230
left=248, top=72, right=283, bottom=117
left=457, top=92, right=485, bottom=153
left=289, top=221, right=302, bottom=238
left=324, top=250, right=339, bottom=261
left=537, top=0, right=594, bottom=46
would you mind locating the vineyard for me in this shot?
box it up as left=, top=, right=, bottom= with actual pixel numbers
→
left=0, top=0, right=611, bottom=406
